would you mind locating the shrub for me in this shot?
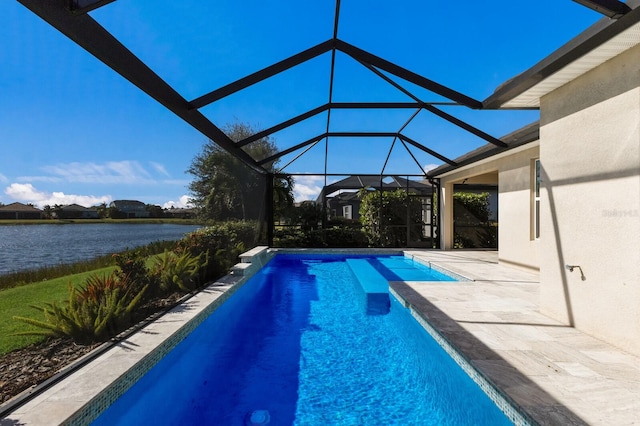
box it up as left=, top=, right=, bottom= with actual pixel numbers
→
left=176, top=221, right=256, bottom=282
left=112, top=250, right=150, bottom=292
left=322, top=226, right=368, bottom=247
left=151, top=250, right=207, bottom=293
left=453, top=192, right=497, bottom=249
left=359, top=189, right=424, bottom=247
left=13, top=273, right=148, bottom=343
left=272, top=226, right=368, bottom=248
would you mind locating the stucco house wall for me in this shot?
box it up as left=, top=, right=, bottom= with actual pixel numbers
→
left=438, top=142, right=540, bottom=270
left=539, top=43, right=640, bottom=355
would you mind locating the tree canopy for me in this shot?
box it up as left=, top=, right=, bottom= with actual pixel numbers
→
left=187, top=122, right=294, bottom=221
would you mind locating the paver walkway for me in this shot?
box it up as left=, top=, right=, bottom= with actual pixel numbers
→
left=394, top=250, right=640, bottom=426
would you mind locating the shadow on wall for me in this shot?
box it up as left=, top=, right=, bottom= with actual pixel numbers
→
left=542, top=163, right=640, bottom=327
left=543, top=163, right=575, bottom=327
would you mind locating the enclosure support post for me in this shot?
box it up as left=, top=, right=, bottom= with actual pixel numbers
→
left=266, top=173, right=274, bottom=247
left=429, top=178, right=441, bottom=249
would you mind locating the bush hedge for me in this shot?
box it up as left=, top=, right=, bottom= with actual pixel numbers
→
left=13, top=221, right=259, bottom=344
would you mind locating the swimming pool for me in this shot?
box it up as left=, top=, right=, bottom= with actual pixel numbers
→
left=91, top=253, right=516, bottom=425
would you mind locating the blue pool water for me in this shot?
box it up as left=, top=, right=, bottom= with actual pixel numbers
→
left=92, top=254, right=512, bottom=425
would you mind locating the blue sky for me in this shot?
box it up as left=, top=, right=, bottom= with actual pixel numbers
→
left=1, top=1, right=604, bottom=207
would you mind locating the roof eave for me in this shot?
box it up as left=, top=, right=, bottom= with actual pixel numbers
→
left=483, top=0, right=640, bottom=109
left=428, top=121, right=539, bottom=178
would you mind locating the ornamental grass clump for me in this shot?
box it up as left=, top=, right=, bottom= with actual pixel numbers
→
left=13, top=272, right=148, bottom=344
left=151, top=250, right=207, bottom=293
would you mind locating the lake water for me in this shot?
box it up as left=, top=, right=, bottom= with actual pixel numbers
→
left=0, top=223, right=201, bottom=275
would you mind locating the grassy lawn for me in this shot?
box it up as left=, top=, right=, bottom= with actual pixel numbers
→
left=0, top=267, right=115, bottom=355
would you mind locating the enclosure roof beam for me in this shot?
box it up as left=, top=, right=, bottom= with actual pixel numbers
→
left=189, top=39, right=335, bottom=110
left=259, top=131, right=407, bottom=166
left=18, top=0, right=267, bottom=174
left=258, top=134, right=327, bottom=166
left=329, top=102, right=453, bottom=109
left=335, top=39, right=483, bottom=109
left=237, top=104, right=330, bottom=147
left=399, top=134, right=457, bottom=166
left=359, top=60, right=507, bottom=148
left=237, top=102, right=443, bottom=147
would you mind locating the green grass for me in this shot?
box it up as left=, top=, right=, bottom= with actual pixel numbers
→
left=0, top=267, right=114, bottom=355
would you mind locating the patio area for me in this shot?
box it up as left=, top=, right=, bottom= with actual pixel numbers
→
left=394, top=250, right=640, bottom=426
left=3, top=249, right=640, bottom=425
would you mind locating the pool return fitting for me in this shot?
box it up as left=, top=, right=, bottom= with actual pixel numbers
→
left=565, top=264, right=586, bottom=281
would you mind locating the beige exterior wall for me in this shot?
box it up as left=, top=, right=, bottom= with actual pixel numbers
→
left=539, top=43, right=640, bottom=355
left=437, top=143, right=540, bottom=270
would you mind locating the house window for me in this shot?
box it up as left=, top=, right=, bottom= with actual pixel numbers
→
left=343, top=205, right=352, bottom=220
left=534, top=159, right=541, bottom=239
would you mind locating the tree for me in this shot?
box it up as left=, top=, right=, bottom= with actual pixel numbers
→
left=96, top=202, right=109, bottom=219
left=52, top=204, right=63, bottom=219
left=272, top=174, right=295, bottom=221
left=187, top=122, right=294, bottom=221
left=359, top=189, right=423, bottom=247
left=293, top=201, right=323, bottom=232
left=42, top=205, right=53, bottom=220
left=145, top=204, right=164, bottom=218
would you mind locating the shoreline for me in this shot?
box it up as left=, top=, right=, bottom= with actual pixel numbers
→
left=0, top=218, right=203, bottom=226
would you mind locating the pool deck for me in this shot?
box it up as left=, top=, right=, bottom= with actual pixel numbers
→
left=3, top=249, right=640, bottom=425
left=394, top=250, right=640, bottom=426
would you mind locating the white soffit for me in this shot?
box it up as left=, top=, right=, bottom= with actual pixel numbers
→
left=503, top=20, right=640, bottom=108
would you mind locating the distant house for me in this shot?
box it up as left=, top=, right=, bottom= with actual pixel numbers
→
left=0, top=202, right=43, bottom=220
left=164, top=207, right=195, bottom=219
left=109, top=200, right=150, bottom=218
left=317, top=175, right=434, bottom=221
left=56, top=203, right=99, bottom=219
left=326, top=191, right=361, bottom=220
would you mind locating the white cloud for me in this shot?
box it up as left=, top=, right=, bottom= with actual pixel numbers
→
left=163, top=195, right=193, bottom=209
left=150, top=162, right=171, bottom=177
left=424, top=164, right=439, bottom=173
left=5, top=183, right=112, bottom=208
left=38, top=161, right=155, bottom=185
left=293, top=176, right=324, bottom=202
left=0, top=173, right=8, bottom=184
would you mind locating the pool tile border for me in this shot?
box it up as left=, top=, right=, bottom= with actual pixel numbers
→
left=403, top=252, right=473, bottom=282
left=65, top=248, right=275, bottom=425
left=64, top=283, right=241, bottom=425
left=389, top=286, right=537, bottom=426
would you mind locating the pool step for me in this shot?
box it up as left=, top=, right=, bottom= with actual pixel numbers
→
left=346, top=258, right=390, bottom=315
left=232, top=246, right=270, bottom=276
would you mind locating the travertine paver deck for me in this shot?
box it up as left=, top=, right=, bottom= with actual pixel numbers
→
left=395, top=250, right=640, bottom=426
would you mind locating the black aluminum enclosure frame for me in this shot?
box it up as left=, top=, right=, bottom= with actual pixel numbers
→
left=17, top=0, right=519, bottom=177
left=17, top=0, right=640, bottom=246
